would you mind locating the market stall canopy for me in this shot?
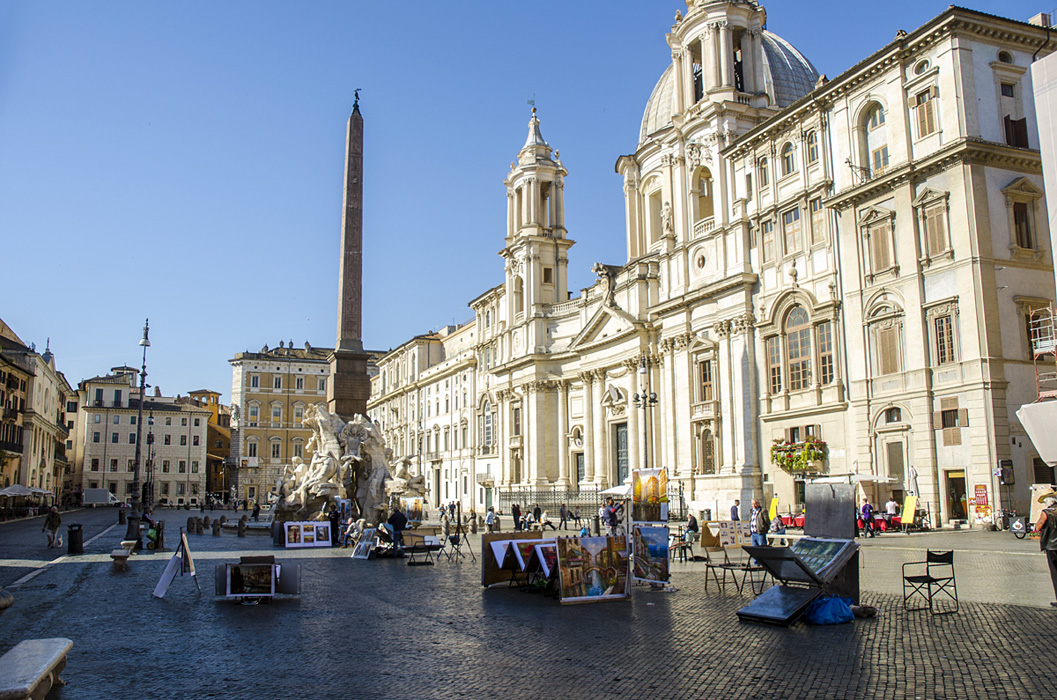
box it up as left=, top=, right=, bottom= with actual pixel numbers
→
left=1016, top=401, right=1057, bottom=465
left=600, top=484, right=632, bottom=498
left=0, top=484, right=34, bottom=497
left=810, top=475, right=897, bottom=485
left=29, top=487, right=52, bottom=497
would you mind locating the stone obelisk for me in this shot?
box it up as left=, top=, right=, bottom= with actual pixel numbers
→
left=328, top=96, right=371, bottom=419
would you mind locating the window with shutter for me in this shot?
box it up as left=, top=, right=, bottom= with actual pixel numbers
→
left=925, top=203, right=947, bottom=256
left=886, top=442, right=905, bottom=482
left=935, top=315, right=955, bottom=365
left=915, top=87, right=937, bottom=137
left=871, top=222, right=892, bottom=271
left=878, top=325, right=899, bottom=375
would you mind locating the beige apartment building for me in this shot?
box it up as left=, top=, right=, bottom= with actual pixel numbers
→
left=228, top=343, right=331, bottom=505
left=74, top=367, right=209, bottom=506
left=368, top=2, right=1054, bottom=527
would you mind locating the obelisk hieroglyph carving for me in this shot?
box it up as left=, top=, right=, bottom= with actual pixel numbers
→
left=329, top=94, right=371, bottom=420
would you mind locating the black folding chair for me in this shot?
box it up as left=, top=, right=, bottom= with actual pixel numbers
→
left=903, top=550, right=958, bottom=614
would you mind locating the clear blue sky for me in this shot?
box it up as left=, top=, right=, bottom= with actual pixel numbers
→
left=0, top=0, right=1034, bottom=401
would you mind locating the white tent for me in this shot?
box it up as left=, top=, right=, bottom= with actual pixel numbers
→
left=1016, top=401, right=1057, bottom=465
left=810, top=475, right=897, bottom=485
left=600, top=484, right=632, bottom=498
left=0, top=484, right=34, bottom=497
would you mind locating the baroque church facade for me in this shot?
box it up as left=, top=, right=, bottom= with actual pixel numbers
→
left=367, top=1, right=1055, bottom=527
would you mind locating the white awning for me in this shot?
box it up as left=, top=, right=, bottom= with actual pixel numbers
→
left=1017, top=401, right=1057, bottom=466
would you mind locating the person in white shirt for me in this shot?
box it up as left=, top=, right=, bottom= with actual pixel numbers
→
left=884, top=497, right=900, bottom=528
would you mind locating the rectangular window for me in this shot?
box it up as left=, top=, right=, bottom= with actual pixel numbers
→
left=192, top=461, right=199, bottom=473
left=181, top=417, right=187, bottom=426
left=113, top=415, right=120, bottom=424
left=925, top=203, right=947, bottom=256
left=130, top=416, right=136, bottom=425
left=807, top=132, right=819, bottom=163
left=111, top=432, right=119, bottom=444
left=192, top=435, right=200, bottom=446
left=273, top=376, right=282, bottom=389
left=295, top=377, right=304, bottom=390
left=293, top=443, right=303, bottom=459
left=782, top=208, right=801, bottom=255
left=164, top=434, right=171, bottom=446
left=871, top=146, right=889, bottom=174
left=886, top=442, right=905, bottom=483
left=915, top=87, right=937, bottom=137
left=271, top=442, right=281, bottom=459
left=93, top=432, right=100, bottom=443
left=318, top=378, right=327, bottom=392
left=161, top=481, right=170, bottom=495
left=698, top=359, right=713, bottom=402
left=1034, top=457, right=1055, bottom=485
left=543, top=267, right=553, bottom=284
left=745, top=173, right=753, bottom=201
left=127, top=459, right=134, bottom=471
left=870, top=222, right=892, bottom=272
left=250, top=375, right=259, bottom=389
left=759, top=159, right=769, bottom=187
left=248, top=405, right=258, bottom=426
left=194, top=418, right=200, bottom=427
left=246, top=442, right=257, bottom=458
left=767, top=337, right=782, bottom=394
left=762, top=220, right=775, bottom=263
left=165, top=417, right=172, bottom=426
left=271, top=405, right=282, bottom=424
left=938, top=399, right=967, bottom=446
left=1001, top=83, right=1014, bottom=98
left=180, top=435, right=187, bottom=446
left=163, top=460, right=170, bottom=473
left=935, top=315, right=955, bottom=365
left=512, top=407, right=521, bottom=436
left=91, top=458, right=100, bottom=471
left=179, top=461, right=186, bottom=473
left=93, top=414, right=101, bottom=424
left=114, top=390, right=122, bottom=407
left=1013, top=202, right=1033, bottom=249
left=817, top=322, right=834, bottom=385
left=788, top=328, right=812, bottom=391
left=109, top=458, right=118, bottom=472
left=878, top=325, right=900, bottom=375
left=129, top=433, right=136, bottom=444
left=810, top=198, right=825, bottom=245
left=94, top=388, right=103, bottom=405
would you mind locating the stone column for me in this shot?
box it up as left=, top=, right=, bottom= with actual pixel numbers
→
left=719, top=23, right=732, bottom=88
left=580, top=373, right=595, bottom=484
left=591, top=371, right=606, bottom=486
left=626, top=359, right=641, bottom=473
left=740, top=32, right=753, bottom=93
left=752, top=30, right=765, bottom=98
left=557, top=380, right=569, bottom=486
left=673, top=48, right=686, bottom=113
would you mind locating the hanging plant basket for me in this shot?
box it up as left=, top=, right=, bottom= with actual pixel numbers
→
left=770, top=438, right=827, bottom=473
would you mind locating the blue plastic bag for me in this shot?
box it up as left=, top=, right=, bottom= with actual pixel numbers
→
left=805, top=595, right=854, bottom=625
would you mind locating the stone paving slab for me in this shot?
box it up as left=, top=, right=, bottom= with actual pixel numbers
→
left=0, top=512, right=1054, bottom=699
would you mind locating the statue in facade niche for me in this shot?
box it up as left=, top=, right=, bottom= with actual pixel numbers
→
left=272, top=404, right=402, bottom=525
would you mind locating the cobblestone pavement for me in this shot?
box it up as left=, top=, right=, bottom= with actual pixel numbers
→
left=0, top=509, right=1054, bottom=699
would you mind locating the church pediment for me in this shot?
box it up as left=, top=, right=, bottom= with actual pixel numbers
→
left=1001, top=176, right=1044, bottom=200
left=857, top=205, right=894, bottom=226
left=569, top=303, right=639, bottom=351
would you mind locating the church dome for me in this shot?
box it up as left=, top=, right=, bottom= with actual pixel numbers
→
left=638, top=30, right=819, bottom=145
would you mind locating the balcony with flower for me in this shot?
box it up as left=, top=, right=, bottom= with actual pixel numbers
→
left=770, top=438, right=827, bottom=473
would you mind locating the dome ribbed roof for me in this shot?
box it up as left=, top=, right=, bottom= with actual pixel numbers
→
left=638, top=30, right=818, bottom=146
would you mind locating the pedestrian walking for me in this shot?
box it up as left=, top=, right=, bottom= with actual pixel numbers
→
left=42, top=506, right=62, bottom=548
left=749, top=499, right=769, bottom=546
left=860, top=498, right=876, bottom=537
left=1035, top=490, right=1057, bottom=607
left=573, top=506, right=582, bottom=528
left=511, top=503, right=522, bottom=532
left=559, top=503, right=568, bottom=530
left=485, top=507, right=496, bottom=533
left=730, top=499, right=740, bottom=521
left=252, top=501, right=260, bottom=522
left=603, top=497, right=623, bottom=536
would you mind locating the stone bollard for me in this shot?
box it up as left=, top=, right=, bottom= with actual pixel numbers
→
left=202, top=515, right=211, bottom=528
left=237, top=516, right=247, bottom=537
left=186, top=516, right=196, bottom=533
left=219, top=515, right=228, bottom=525
left=212, top=520, right=222, bottom=536
left=155, top=520, right=165, bottom=550
left=195, top=517, right=204, bottom=535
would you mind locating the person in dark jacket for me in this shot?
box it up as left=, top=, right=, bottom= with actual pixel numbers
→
left=42, top=507, right=62, bottom=548
left=1035, top=491, right=1057, bottom=607
left=511, top=503, right=522, bottom=531
left=387, top=506, right=409, bottom=550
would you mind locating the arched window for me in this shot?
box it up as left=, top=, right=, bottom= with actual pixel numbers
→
left=512, top=277, right=524, bottom=316
left=759, top=158, right=770, bottom=187
left=861, top=102, right=889, bottom=176
left=806, top=131, right=819, bottom=164
left=785, top=306, right=812, bottom=391
left=781, top=143, right=796, bottom=176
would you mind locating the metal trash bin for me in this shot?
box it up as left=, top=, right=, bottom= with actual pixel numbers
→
left=592, top=515, right=601, bottom=536
left=118, top=508, right=127, bottom=525
left=67, top=524, right=84, bottom=555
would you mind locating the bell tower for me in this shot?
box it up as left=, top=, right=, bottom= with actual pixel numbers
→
left=667, top=0, right=768, bottom=112
left=500, top=109, right=573, bottom=356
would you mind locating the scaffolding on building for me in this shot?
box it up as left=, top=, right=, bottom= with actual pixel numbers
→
left=1029, top=306, right=1057, bottom=401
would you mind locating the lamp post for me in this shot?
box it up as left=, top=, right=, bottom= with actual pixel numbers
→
left=144, top=411, right=155, bottom=510
left=126, top=319, right=150, bottom=549
left=633, top=355, right=658, bottom=471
